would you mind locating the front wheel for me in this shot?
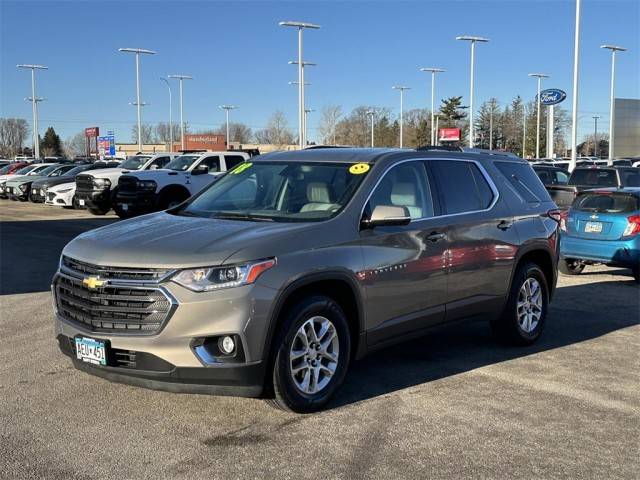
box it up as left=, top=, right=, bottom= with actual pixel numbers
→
left=559, top=258, right=585, bottom=275
left=269, top=295, right=351, bottom=413
left=492, top=262, right=549, bottom=346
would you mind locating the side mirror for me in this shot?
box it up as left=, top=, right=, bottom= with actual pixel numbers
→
left=150, top=165, right=158, bottom=170
left=362, top=205, right=411, bottom=229
left=192, top=165, right=209, bottom=175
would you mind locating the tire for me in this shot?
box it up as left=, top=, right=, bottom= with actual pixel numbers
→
left=88, top=206, right=109, bottom=215
left=269, top=295, right=351, bottom=413
left=492, top=262, right=549, bottom=346
left=559, top=258, right=585, bottom=275
left=158, top=190, right=189, bottom=211
left=113, top=203, right=134, bottom=219
left=72, top=196, right=81, bottom=210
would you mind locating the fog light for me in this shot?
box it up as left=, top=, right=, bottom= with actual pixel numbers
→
left=219, top=335, right=235, bottom=355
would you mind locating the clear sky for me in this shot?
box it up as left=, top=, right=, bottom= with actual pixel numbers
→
left=1, top=0, right=638, bottom=144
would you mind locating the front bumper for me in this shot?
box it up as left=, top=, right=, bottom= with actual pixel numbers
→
left=116, top=190, right=157, bottom=215
left=561, top=235, right=639, bottom=268
left=6, top=185, right=29, bottom=200
left=30, top=187, right=47, bottom=203
left=46, top=189, right=74, bottom=206
left=53, top=271, right=278, bottom=397
left=75, top=187, right=111, bottom=209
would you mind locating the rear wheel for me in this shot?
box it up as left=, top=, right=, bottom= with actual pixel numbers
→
left=158, top=190, right=189, bottom=211
left=269, top=295, right=351, bottom=413
left=559, top=258, right=585, bottom=275
left=492, top=262, right=548, bottom=346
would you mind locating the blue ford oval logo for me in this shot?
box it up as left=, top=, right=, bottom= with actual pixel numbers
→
left=538, top=89, right=567, bottom=106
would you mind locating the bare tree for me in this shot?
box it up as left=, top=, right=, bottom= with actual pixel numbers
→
left=254, top=111, right=294, bottom=146
left=131, top=124, right=155, bottom=144
left=154, top=122, right=182, bottom=145
left=317, top=105, right=343, bottom=145
left=63, top=131, right=88, bottom=158
left=0, top=118, right=29, bottom=158
left=214, top=122, right=253, bottom=143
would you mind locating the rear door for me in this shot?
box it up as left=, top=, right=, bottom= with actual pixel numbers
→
left=567, top=191, right=640, bottom=240
left=430, top=159, right=520, bottom=321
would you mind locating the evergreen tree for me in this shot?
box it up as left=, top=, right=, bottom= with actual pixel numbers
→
left=40, top=127, right=63, bottom=157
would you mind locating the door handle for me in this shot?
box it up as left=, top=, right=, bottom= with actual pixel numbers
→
left=497, top=220, right=513, bottom=230
left=426, top=231, right=445, bottom=242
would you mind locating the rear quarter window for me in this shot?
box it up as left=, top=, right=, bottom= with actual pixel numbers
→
left=495, top=161, right=551, bottom=203
left=569, top=169, right=617, bottom=187
left=430, top=160, right=495, bottom=214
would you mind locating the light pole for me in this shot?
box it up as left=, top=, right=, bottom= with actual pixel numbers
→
left=592, top=115, right=601, bottom=157
left=168, top=74, right=193, bottom=150
left=456, top=35, right=489, bottom=148
left=419, top=68, right=445, bottom=145
left=569, top=0, right=581, bottom=171
left=219, top=105, right=238, bottom=149
left=279, top=21, right=321, bottom=149
left=17, top=64, right=48, bottom=159
left=160, top=77, right=173, bottom=152
left=289, top=60, right=316, bottom=146
left=488, top=98, right=498, bottom=150
left=304, top=108, right=315, bottom=145
left=601, top=44, right=626, bottom=163
left=522, top=104, right=528, bottom=158
left=392, top=86, right=410, bottom=148
left=24, top=96, right=45, bottom=156
left=434, top=114, right=440, bottom=145
left=366, top=110, right=375, bottom=147
left=118, top=48, right=156, bottom=151
left=529, top=73, right=550, bottom=158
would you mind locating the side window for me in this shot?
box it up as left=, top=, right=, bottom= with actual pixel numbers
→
left=151, top=156, right=170, bottom=168
left=430, top=160, right=494, bottom=214
left=554, top=170, right=569, bottom=185
left=622, top=170, right=640, bottom=187
left=366, top=162, right=434, bottom=220
left=200, top=156, right=220, bottom=172
left=495, top=161, right=552, bottom=204
left=535, top=169, right=552, bottom=185
left=224, top=155, right=247, bottom=170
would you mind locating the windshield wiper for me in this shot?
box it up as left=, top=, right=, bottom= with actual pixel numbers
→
left=211, top=212, right=274, bottom=222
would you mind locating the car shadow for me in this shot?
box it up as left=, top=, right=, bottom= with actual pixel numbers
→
left=0, top=218, right=118, bottom=295
left=331, top=279, right=639, bottom=409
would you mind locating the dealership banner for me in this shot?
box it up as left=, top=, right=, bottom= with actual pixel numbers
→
left=439, top=128, right=461, bottom=142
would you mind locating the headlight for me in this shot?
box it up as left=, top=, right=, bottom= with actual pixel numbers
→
left=0, top=183, right=5, bottom=191
left=58, top=188, right=73, bottom=194
left=19, top=183, right=29, bottom=192
left=172, top=258, right=276, bottom=292
left=93, top=178, right=111, bottom=188
left=136, top=180, right=157, bottom=191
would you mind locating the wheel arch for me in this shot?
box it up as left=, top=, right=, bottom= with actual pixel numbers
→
left=156, top=184, right=191, bottom=207
left=512, top=245, right=557, bottom=300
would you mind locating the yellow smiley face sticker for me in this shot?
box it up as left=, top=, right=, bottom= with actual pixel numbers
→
left=349, top=163, right=370, bottom=175
left=231, top=162, right=253, bottom=174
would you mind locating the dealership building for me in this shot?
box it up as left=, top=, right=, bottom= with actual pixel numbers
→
left=613, top=98, right=640, bottom=157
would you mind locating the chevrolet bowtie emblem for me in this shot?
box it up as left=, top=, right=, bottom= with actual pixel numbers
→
left=83, top=277, right=105, bottom=290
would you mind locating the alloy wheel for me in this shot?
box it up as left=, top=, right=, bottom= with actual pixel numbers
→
left=517, top=278, right=543, bottom=333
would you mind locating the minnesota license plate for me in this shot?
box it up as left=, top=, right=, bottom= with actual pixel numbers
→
left=585, top=221, right=603, bottom=233
left=78, top=199, right=85, bottom=206
left=75, top=337, right=107, bottom=365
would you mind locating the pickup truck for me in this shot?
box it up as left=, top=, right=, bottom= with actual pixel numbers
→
left=75, top=153, right=179, bottom=215
left=545, top=166, right=640, bottom=209
left=114, top=151, right=249, bottom=218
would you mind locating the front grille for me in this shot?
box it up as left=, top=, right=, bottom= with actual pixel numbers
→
left=54, top=275, right=172, bottom=334
left=118, top=176, right=137, bottom=194
left=47, top=192, right=56, bottom=201
left=75, top=174, right=94, bottom=193
left=113, top=349, right=137, bottom=368
left=62, top=256, right=171, bottom=282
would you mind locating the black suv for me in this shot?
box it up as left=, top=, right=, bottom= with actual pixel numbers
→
left=55, top=148, right=559, bottom=412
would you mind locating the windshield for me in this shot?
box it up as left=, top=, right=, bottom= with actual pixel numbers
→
left=177, top=161, right=370, bottom=222
left=120, top=155, right=151, bottom=170
left=64, top=165, right=90, bottom=177
left=0, top=164, right=14, bottom=175
left=37, top=165, right=63, bottom=176
left=569, top=169, right=616, bottom=187
left=165, top=155, right=200, bottom=171
left=574, top=192, right=639, bottom=213
left=16, top=165, right=38, bottom=175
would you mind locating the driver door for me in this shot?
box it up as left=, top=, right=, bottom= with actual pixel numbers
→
left=189, top=155, right=221, bottom=192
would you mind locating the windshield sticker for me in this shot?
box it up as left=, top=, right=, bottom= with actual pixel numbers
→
left=349, top=163, right=370, bottom=175
left=231, top=162, right=253, bottom=175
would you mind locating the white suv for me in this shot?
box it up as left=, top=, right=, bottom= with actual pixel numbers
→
left=114, top=151, right=249, bottom=218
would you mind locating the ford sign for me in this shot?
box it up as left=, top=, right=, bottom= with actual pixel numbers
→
left=538, top=89, right=567, bottom=106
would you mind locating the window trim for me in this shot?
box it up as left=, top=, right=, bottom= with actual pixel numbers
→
left=360, top=157, right=500, bottom=223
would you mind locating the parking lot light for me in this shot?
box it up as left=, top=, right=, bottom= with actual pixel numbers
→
left=279, top=21, right=321, bottom=149
left=16, top=64, right=48, bottom=159
left=529, top=73, right=550, bottom=159
left=118, top=48, right=156, bottom=151
left=366, top=110, right=376, bottom=147
left=160, top=78, right=173, bottom=152
left=419, top=68, right=445, bottom=145
left=456, top=36, right=489, bottom=148
left=168, top=75, right=193, bottom=150
left=601, top=44, right=627, bottom=164
left=289, top=61, right=316, bottom=146
left=219, top=105, right=238, bottom=149
left=392, top=86, right=411, bottom=148
left=569, top=0, right=581, bottom=172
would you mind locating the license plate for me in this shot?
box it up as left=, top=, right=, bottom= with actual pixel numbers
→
left=79, top=199, right=85, bottom=206
left=75, top=337, right=107, bottom=365
left=585, top=221, right=603, bottom=233
left=121, top=203, right=129, bottom=211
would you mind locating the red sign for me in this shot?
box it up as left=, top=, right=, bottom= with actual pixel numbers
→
left=85, top=127, right=99, bottom=138
left=439, top=128, right=460, bottom=142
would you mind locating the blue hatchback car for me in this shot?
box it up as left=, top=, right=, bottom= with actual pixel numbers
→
left=560, top=188, right=640, bottom=282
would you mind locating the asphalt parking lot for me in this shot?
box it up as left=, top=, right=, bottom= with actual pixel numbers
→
left=1, top=201, right=638, bottom=480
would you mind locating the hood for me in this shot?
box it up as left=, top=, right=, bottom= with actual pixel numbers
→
left=80, top=167, right=133, bottom=182
left=121, top=169, right=186, bottom=181
left=5, top=175, right=41, bottom=186
left=32, top=175, right=78, bottom=189
left=63, top=211, right=319, bottom=269
left=49, top=181, right=75, bottom=192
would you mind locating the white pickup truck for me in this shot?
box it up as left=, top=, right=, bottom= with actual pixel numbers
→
left=114, top=151, right=250, bottom=218
left=74, top=153, right=180, bottom=215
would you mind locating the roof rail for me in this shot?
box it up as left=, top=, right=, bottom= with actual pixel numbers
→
left=462, top=147, right=519, bottom=158
left=416, top=145, right=463, bottom=152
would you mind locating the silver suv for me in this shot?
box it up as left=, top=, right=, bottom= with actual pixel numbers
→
left=53, top=148, right=559, bottom=412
